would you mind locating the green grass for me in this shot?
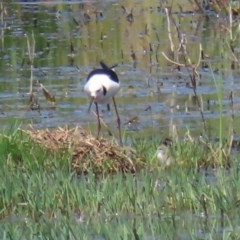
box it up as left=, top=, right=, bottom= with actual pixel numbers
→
left=0, top=127, right=240, bottom=239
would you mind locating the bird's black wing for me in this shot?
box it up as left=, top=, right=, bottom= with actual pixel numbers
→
left=99, top=61, right=110, bottom=71
left=100, top=61, right=118, bottom=70
left=99, top=61, right=119, bottom=83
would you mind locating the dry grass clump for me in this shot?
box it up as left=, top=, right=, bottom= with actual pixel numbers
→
left=22, top=126, right=141, bottom=174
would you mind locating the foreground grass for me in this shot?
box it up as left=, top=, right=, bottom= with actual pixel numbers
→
left=0, top=127, right=240, bottom=239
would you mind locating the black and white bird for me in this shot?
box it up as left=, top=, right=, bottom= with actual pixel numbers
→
left=84, top=61, right=122, bottom=146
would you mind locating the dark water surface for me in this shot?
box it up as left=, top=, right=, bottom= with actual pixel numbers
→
left=0, top=0, right=240, bottom=140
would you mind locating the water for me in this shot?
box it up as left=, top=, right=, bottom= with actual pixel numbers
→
left=1, top=1, right=240, bottom=140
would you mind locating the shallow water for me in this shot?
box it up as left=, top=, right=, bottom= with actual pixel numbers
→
left=1, top=2, right=240, bottom=239
left=0, top=1, right=240, bottom=140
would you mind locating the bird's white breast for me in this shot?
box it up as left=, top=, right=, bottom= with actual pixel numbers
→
left=84, top=74, right=120, bottom=103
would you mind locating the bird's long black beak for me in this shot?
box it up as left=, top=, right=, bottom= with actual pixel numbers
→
left=87, top=98, right=94, bottom=113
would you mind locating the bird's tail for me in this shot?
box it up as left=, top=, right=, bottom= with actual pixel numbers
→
left=99, top=61, right=110, bottom=70
left=100, top=61, right=118, bottom=70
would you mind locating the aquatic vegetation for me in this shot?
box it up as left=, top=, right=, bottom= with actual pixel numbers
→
left=0, top=126, right=240, bottom=239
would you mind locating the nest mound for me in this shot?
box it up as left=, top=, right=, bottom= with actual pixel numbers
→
left=22, top=126, right=141, bottom=174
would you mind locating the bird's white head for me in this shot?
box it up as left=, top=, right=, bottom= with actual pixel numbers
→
left=86, top=81, right=107, bottom=103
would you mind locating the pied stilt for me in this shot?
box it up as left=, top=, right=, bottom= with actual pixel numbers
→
left=84, top=62, right=122, bottom=146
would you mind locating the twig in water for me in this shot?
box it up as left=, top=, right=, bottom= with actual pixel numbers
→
left=25, top=31, right=35, bottom=94
left=162, top=11, right=207, bottom=133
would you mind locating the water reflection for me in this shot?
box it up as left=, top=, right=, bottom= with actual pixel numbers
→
left=0, top=1, right=239, bottom=139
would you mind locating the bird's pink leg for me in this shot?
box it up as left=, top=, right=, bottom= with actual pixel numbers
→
left=112, top=97, right=123, bottom=146
left=95, top=102, right=101, bottom=139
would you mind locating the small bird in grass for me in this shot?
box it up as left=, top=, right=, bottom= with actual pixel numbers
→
left=84, top=61, right=123, bottom=146
left=156, top=144, right=173, bottom=167
left=156, top=138, right=174, bottom=167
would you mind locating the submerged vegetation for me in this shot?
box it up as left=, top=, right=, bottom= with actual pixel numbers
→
left=1, top=0, right=240, bottom=239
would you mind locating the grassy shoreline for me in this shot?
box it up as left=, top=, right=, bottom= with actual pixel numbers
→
left=0, top=126, right=240, bottom=239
